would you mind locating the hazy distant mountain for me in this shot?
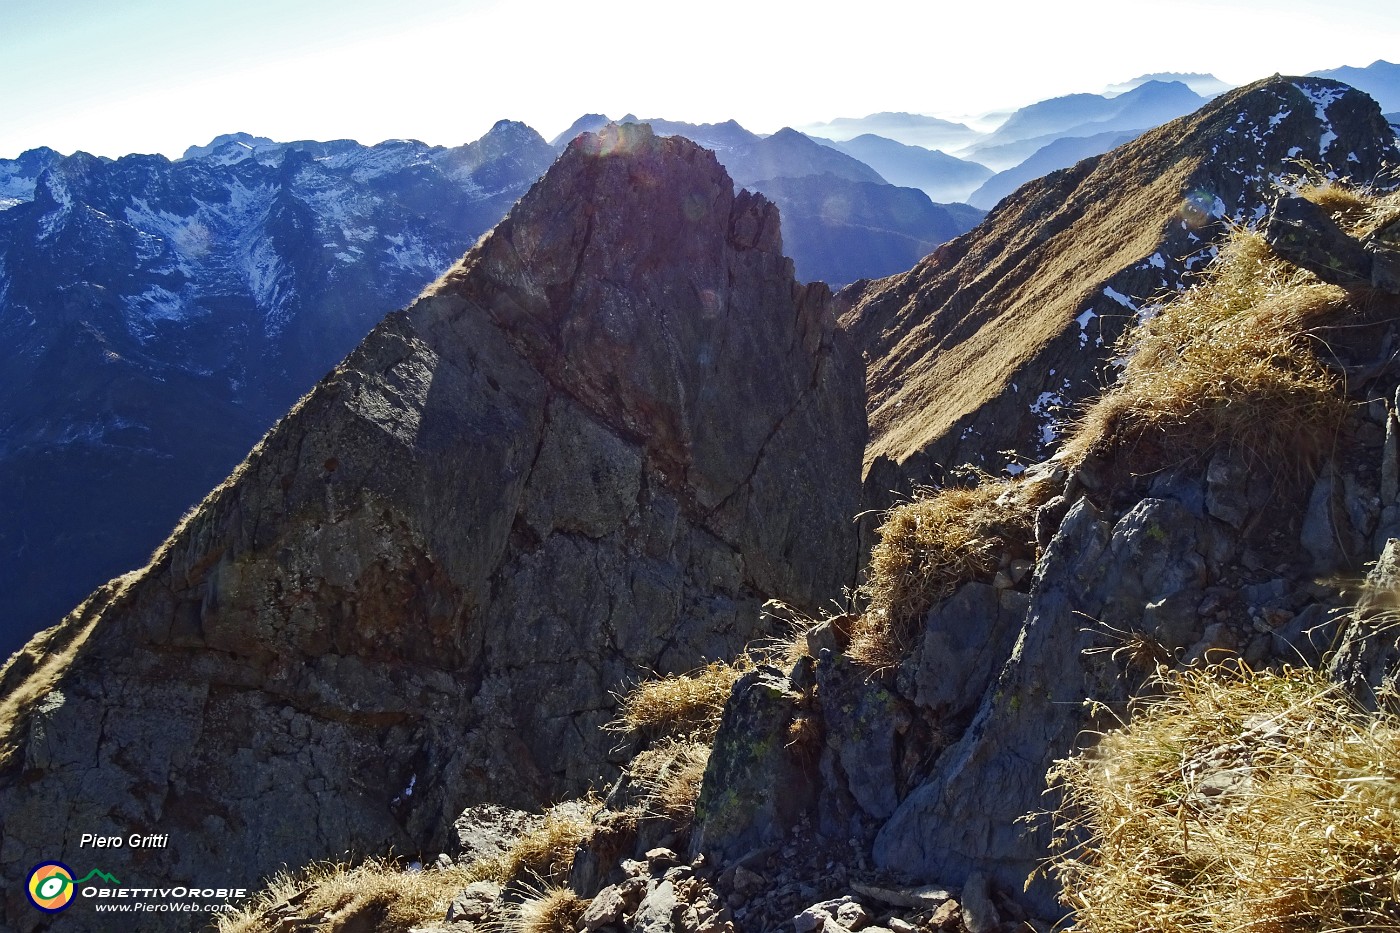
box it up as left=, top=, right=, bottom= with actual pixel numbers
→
left=718, top=127, right=886, bottom=187
left=181, top=131, right=278, bottom=161
left=1104, top=72, right=1233, bottom=97
left=812, top=134, right=992, bottom=203
left=799, top=112, right=984, bottom=151
left=967, top=129, right=1139, bottom=209
left=551, top=113, right=613, bottom=146
left=756, top=173, right=981, bottom=283
left=1310, top=60, right=1400, bottom=112
left=554, top=115, right=758, bottom=154
left=961, top=81, right=1206, bottom=168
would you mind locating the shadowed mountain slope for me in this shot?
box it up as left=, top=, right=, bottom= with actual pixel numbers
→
left=0, top=121, right=558, bottom=658
left=0, top=124, right=866, bottom=932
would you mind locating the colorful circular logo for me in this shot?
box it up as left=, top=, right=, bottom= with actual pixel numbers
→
left=26, top=862, right=76, bottom=912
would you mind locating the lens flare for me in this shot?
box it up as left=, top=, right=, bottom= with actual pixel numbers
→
left=1180, top=189, right=1219, bottom=229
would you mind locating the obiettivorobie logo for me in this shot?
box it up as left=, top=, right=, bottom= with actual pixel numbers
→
left=24, top=860, right=246, bottom=916
left=26, top=863, right=121, bottom=913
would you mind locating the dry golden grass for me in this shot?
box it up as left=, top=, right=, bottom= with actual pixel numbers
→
left=1048, top=666, right=1400, bottom=933
left=216, top=857, right=490, bottom=933
left=475, top=803, right=601, bottom=886
left=611, top=658, right=754, bottom=744
left=1293, top=173, right=1400, bottom=239
left=218, top=801, right=600, bottom=933
left=850, top=476, right=1040, bottom=670
left=1062, top=227, right=1350, bottom=481
left=627, top=738, right=711, bottom=829
left=511, top=884, right=587, bottom=933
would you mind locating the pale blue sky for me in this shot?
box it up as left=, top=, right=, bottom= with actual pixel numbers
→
left=2, top=0, right=1397, bottom=159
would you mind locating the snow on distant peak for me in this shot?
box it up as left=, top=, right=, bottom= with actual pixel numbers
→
left=37, top=172, right=74, bottom=239
left=1293, top=81, right=1348, bottom=154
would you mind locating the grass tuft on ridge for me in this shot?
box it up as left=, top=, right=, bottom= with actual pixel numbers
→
left=1048, top=665, right=1400, bottom=933
left=1061, top=226, right=1349, bottom=482
left=850, top=474, right=1043, bottom=671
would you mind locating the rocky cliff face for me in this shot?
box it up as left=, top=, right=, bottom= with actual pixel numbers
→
left=842, top=76, right=1398, bottom=495
left=0, top=122, right=558, bottom=657
left=0, top=124, right=866, bottom=932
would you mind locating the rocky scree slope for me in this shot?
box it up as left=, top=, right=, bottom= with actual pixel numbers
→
left=0, top=121, right=557, bottom=657
left=0, top=123, right=866, bottom=932
left=842, top=76, right=1399, bottom=505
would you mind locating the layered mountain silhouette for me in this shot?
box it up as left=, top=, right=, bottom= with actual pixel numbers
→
left=967, top=129, right=1139, bottom=209
left=812, top=134, right=993, bottom=203
left=959, top=80, right=1208, bottom=170
left=1103, top=71, right=1233, bottom=97
left=0, top=124, right=866, bottom=932
left=0, top=117, right=981, bottom=659
left=842, top=76, right=1399, bottom=496
left=798, top=112, right=983, bottom=151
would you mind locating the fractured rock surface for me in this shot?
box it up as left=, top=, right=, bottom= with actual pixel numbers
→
left=0, top=124, right=865, bottom=931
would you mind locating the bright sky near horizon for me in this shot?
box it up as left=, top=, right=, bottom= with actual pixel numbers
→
left=2, top=0, right=1397, bottom=160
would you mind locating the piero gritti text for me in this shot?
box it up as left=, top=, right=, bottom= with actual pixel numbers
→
left=79, top=832, right=170, bottom=848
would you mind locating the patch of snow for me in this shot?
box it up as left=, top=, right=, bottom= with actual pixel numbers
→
left=1103, top=286, right=1137, bottom=310
left=1005, top=462, right=1026, bottom=476
left=1293, top=81, right=1346, bottom=154
left=1147, top=252, right=1165, bottom=269
left=1029, top=389, right=1066, bottom=447
left=0, top=170, right=37, bottom=206
left=123, top=285, right=193, bottom=323
left=243, top=235, right=295, bottom=334
left=384, top=233, right=444, bottom=274
left=37, top=172, right=74, bottom=239
left=1268, top=108, right=1291, bottom=128
left=1076, top=307, right=1098, bottom=347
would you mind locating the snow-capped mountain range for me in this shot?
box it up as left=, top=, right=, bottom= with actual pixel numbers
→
left=2, top=61, right=1398, bottom=657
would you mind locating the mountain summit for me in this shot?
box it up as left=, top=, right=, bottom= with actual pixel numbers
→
left=843, top=75, right=1399, bottom=492
left=0, top=123, right=866, bottom=931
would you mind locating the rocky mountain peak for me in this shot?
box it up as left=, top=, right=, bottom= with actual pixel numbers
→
left=0, top=123, right=866, bottom=931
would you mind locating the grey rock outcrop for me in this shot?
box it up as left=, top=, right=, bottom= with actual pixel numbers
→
left=690, top=666, right=817, bottom=861
left=0, top=124, right=866, bottom=931
left=1330, top=537, right=1400, bottom=710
